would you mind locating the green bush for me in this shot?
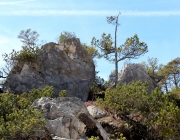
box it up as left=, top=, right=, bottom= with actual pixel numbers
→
left=15, top=46, right=40, bottom=63
left=89, top=75, right=107, bottom=100
left=88, top=133, right=127, bottom=140
left=97, top=81, right=149, bottom=114
left=97, top=81, right=180, bottom=139
left=27, top=85, right=53, bottom=103
left=151, top=102, right=180, bottom=139
left=110, top=133, right=127, bottom=140
left=167, top=87, right=180, bottom=107
left=0, top=86, right=53, bottom=139
left=59, top=90, right=67, bottom=97
left=88, top=136, right=99, bottom=140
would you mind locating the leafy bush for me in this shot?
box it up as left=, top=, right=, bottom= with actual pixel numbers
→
left=0, top=86, right=53, bottom=139
left=2, top=29, right=41, bottom=76
left=89, top=74, right=107, bottom=100
left=88, top=136, right=99, bottom=140
left=88, top=133, right=127, bottom=140
left=58, top=31, right=76, bottom=44
left=151, top=102, right=180, bottom=139
left=110, top=133, right=127, bottom=140
left=97, top=81, right=149, bottom=114
left=97, top=81, right=180, bottom=139
left=15, top=46, right=40, bottom=63
left=27, top=85, right=53, bottom=103
left=167, top=87, right=180, bottom=107
left=59, top=90, right=67, bottom=97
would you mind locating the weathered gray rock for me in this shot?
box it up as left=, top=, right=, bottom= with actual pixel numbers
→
left=118, top=63, right=155, bottom=93
left=3, top=38, right=95, bottom=101
left=31, top=97, right=110, bottom=140
left=87, top=105, right=107, bottom=119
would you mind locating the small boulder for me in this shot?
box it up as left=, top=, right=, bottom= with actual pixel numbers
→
left=87, top=105, right=107, bottom=119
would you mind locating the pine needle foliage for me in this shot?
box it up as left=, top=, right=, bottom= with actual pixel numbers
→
left=97, top=81, right=180, bottom=139
left=0, top=86, right=53, bottom=139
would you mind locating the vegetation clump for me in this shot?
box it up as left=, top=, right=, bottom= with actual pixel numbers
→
left=2, top=29, right=41, bottom=76
left=59, top=90, right=67, bottom=97
left=88, top=133, right=127, bottom=140
left=0, top=86, right=53, bottom=140
left=97, top=81, right=180, bottom=139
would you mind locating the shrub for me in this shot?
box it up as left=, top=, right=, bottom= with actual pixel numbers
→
left=89, top=75, right=107, bottom=100
left=167, top=87, right=180, bottom=107
left=97, top=81, right=180, bottom=139
left=15, top=46, right=40, bottom=63
left=0, top=92, right=45, bottom=139
left=0, top=86, right=53, bottom=139
left=27, top=85, right=53, bottom=103
left=97, top=81, right=149, bottom=114
left=88, top=136, right=99, bottom=140
left=151, top=102, right=180, bottom=139
left=88, top=133, right=127, bottom=140
left=59, top=90, right=67, bottom=97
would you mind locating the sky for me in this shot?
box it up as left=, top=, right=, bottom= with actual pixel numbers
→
left=0, top=0, right=180, bottom=80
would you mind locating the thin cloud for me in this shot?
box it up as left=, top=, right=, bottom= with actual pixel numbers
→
left=0, top=10, right=117, bottom=16
left=0, top=10, right=180, bottom=16
left=123, top=10, right=180, bottom=16
left=0, top=0, right=35, bottom=5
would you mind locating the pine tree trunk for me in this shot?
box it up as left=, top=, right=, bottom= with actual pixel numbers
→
left=114, top=14, right=119, bottom=87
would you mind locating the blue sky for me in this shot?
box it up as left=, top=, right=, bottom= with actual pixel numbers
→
left=0, top=0, right=180, bottom=80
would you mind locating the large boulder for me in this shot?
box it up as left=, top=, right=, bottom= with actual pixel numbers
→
left=31, top=97, right=110, bottom=140
left=3, top=38, right=95, bottom=101
left=118, top=63, right=155, bottom=93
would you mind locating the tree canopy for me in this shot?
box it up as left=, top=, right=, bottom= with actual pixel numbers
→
left=1, top=29, right=40, bottom=76
left=143, top=57, right=180, bottom=92
left=18, top=28, right=40, bottom=49
left=91, top=13, right=148, bottom=86
left=58, top=31, right=76, bottom=44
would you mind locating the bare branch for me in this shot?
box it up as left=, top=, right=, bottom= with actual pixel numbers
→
left=18, top=29, right=40, bottom=49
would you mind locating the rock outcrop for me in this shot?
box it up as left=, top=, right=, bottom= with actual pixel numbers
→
left=118, top=63, right=155, bottom=93
left=31, top=97, right=110, bottom=140
left=3, top=38, right=95, bottom=101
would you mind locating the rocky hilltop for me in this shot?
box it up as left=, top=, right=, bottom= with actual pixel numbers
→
left=3, top=38, right=95, bottom=101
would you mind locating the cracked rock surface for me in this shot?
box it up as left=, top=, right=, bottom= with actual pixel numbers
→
left=3, top=38, right=95, bottom=101
left=118, top=63, right=155, bottom=93
left=31, top=97, right=110, bottom=140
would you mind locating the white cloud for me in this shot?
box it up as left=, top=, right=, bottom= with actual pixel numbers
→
left=0, top=0, right=35, bottom=5
left=0, top=10, right=180, bottom=16
left=123, top=10, right=180, bottom=16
